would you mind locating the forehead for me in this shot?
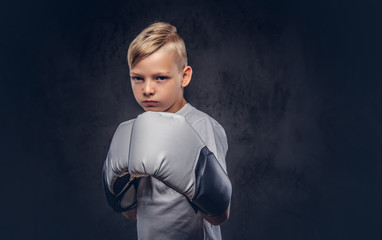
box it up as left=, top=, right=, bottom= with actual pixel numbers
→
left=130, top=47, right=178, bottom=75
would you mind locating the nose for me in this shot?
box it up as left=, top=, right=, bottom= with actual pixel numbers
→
left=143, top=80, right=155, bottom=96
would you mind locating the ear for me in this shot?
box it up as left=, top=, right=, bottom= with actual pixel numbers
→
left=181, top=66, right=192, bottom=87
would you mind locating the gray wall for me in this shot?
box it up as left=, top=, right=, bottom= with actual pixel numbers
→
left=1, top=0, right=382, bottom=239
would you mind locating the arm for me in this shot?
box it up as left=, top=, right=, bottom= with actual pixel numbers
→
left=195, top=117, right=230, bottom=225
left=121, top=199, right=231, bottom=223
left=122, top=208, right=137, bottom=221
left=200, top=203, right=230, bottom=226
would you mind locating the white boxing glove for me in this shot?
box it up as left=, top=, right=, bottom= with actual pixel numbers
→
left=103, top=120, right=139, bottom=212
left=128, top=112, right=232, bottom=216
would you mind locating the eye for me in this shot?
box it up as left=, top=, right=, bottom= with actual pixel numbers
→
left=157, top=76, right=167, bottom=81
left=131, top=76, right=143, bottom=81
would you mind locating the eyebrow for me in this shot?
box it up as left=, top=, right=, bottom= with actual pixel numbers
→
left=130, top=72, right=171, bottom=76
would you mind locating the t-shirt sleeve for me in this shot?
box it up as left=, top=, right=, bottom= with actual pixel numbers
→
left=192, top=118, right=229, bottom=173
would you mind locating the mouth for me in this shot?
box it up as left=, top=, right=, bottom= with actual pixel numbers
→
left=143, top=101, right=159, bottom=107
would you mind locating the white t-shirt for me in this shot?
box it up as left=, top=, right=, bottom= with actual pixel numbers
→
left=136, top=103, right=229, bottom=240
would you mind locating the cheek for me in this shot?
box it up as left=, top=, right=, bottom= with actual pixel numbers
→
left=167, top=83, right=181, bottom=97
left=131, top=83, right=139, bottom=92
left=171, top=77, right=183, bottom=90
left=131, top=85, right=141, bottom=99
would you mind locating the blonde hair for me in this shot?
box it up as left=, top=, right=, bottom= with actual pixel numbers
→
left=127, top=22, right=187, bottom=70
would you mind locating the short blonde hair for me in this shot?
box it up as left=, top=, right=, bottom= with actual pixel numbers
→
left=127, top=22, right=187, bottom=70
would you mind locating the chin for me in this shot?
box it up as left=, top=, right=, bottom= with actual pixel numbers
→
left=142, top=106, right=162, bottom=112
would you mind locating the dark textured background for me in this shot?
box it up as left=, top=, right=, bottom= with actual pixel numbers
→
left=1, top=0, right=382, bottom=239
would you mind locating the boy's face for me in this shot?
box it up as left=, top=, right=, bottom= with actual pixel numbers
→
left=130, top=46, right=191, bottom=113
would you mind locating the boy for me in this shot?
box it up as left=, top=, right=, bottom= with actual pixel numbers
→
left=103, top=22, right=231, bottom=240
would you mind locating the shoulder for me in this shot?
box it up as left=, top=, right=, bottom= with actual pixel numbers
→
left=182, top=104, right=227, bottom=136
left=188, top=106, right=229, bottom=172
left=182, top=104, right=228, bottom=157
left=192, top=107, right=227, bottom=145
